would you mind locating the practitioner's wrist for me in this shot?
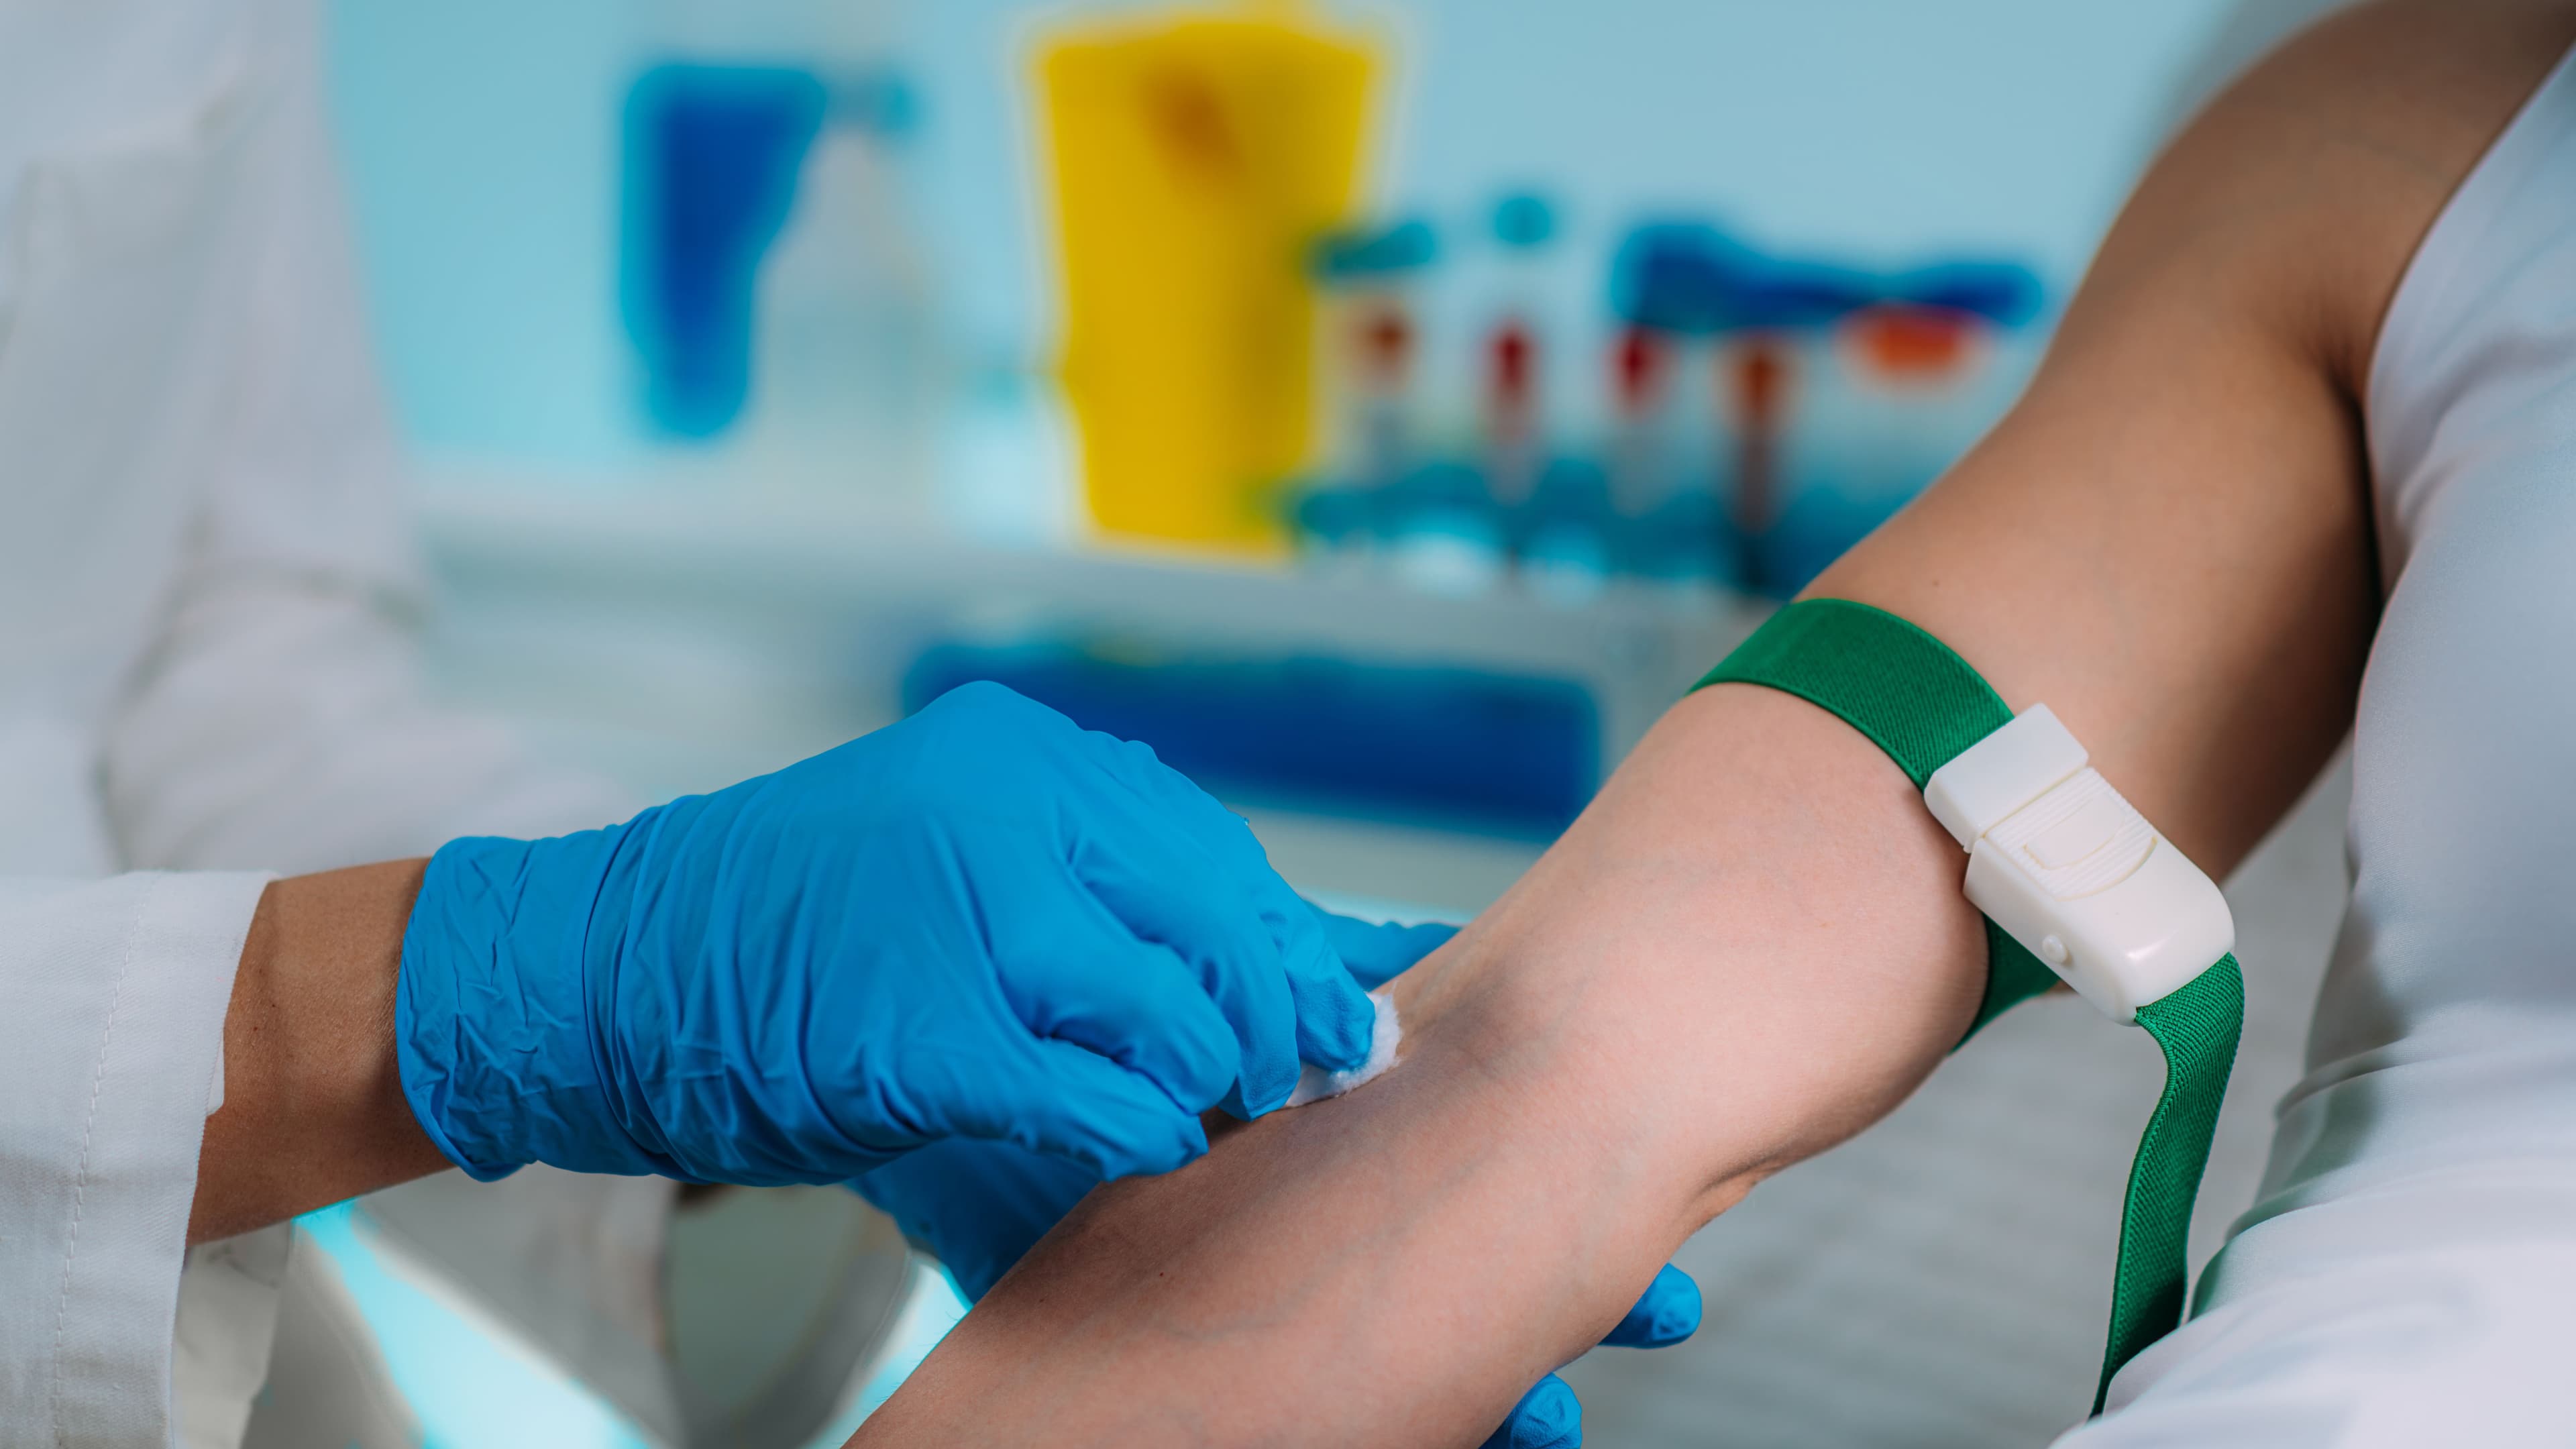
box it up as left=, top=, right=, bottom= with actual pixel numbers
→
left=193, top=860, right=447, bottom=1244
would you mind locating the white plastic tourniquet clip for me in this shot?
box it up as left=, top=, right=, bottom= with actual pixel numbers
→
left=1922, top=705, right=2235, bottom=1023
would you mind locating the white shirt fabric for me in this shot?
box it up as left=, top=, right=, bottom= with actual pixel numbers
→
left=0, top=2, right=644, bottom=1444
left=2064, top=38, right=2576, bottom=1447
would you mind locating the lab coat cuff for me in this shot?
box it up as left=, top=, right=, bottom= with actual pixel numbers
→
left=0, top=871, right=272, bottom=1446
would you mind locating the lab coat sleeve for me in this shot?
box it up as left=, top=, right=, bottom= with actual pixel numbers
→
left=76, top=9, right=674, bottom=1444
left=0, top=871, right=270, bottom=1448
left=94, top=0, right=630, bottom=876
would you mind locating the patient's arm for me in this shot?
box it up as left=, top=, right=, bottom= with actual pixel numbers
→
left=853, top=5, right=2576, bottom=1444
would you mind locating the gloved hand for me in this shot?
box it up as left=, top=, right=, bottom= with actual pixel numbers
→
left=852, top=906, right=1703, bottom=1448
left=853, top=906, right=1452, bottom=1296
left=1474, top=1265, right=1703, bottom=1449
left=395, top=681, right=1379, bottom=1187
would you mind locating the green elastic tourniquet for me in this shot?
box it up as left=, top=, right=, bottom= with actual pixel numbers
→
left=1699, top=597, right=2010, bottom=788
left=1693, top=597, right=2245, bottom=1415
left=2110, top=953, right=2243, bottom=1410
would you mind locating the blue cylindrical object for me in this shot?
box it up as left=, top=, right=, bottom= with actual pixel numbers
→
left=1889, top=260, right=2046, bottom=326
left=622, top=63, right=828, bottom=439
left=904, top=643, right=1601, bottom=839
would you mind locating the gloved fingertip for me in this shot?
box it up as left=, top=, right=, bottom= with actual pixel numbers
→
left=1650, top=1263, right=1705, bottom=1342
left=1484, top=1375, right=1581, bottom=1449
left=1293, top=966, right=1378, bottom=1075
left=1016, top=1026, right=1226, bottom=1167
left=1600, top=1263, right=1704, bottom=1349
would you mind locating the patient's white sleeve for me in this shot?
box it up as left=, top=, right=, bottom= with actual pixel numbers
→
left=0, top=871, right=269, bottom=1448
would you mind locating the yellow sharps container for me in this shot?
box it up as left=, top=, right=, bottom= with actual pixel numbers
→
left=1034, top=1, right=1379, bottom=553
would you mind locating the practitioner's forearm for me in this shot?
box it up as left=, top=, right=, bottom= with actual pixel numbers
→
left=189, top=860, right=449, bottom=1244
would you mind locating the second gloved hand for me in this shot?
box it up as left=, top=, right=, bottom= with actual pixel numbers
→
left=1475, top=1265, right=1703, bottom=1449
left=854, top=905, right=1459, bottom=1298
left=395, top=682, right=1379, bottom=1187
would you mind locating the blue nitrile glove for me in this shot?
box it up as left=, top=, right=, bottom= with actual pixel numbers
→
left=1477, top=1265, right=1703, bottom=1449
left=853, top=905, right=1455, bottom=1297
left=852, top=906, right=1703, bottom=1448
left=395, top=680, right=1379, bottom=1187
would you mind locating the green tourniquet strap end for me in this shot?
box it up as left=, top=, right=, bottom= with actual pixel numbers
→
left=2094, top=954, right=2245, bottom=1413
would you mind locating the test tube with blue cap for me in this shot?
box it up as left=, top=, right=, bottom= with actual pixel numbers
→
left=1607, top=318, right=1676, bottom=517
left=1607, top=223, right=1743, bottom=594
left=1480, top=191, right=1558, bottom=514
left=1303, top=219, right=1438, bottom=562
left=1711, top=258, right=1878, bottom=594
left=1315, top=221, right=1437, bottom=488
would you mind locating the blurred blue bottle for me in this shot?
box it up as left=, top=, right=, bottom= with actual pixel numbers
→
left=625, top=64, right=826, bottom=439
left=622, top=0, right=932, bottom=500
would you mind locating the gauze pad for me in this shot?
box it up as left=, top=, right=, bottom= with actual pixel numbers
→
left=1284, top=989, right=1401, bottom=1108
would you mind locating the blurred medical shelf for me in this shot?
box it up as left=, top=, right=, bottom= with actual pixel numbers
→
left=409, top=468, right=1764, bottom=915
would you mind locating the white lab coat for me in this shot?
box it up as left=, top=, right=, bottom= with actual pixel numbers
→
left=0, top=3, right=682, bottom=1444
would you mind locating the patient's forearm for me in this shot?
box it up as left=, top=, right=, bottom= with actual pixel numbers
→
left=853, top=686, right=1989, bottom=1446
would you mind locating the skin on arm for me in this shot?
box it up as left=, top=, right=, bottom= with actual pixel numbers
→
left=852, top=5, right=2576, bottom=1444
left=189, top=860, right=449, bottom=1244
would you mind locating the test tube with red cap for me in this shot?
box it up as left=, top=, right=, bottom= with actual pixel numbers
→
left=1724, top=331, right=1793, bottom=586
left=1303, top=220, right=1437, bottom=557
left=1607, top=322, right=1676, bottom=515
